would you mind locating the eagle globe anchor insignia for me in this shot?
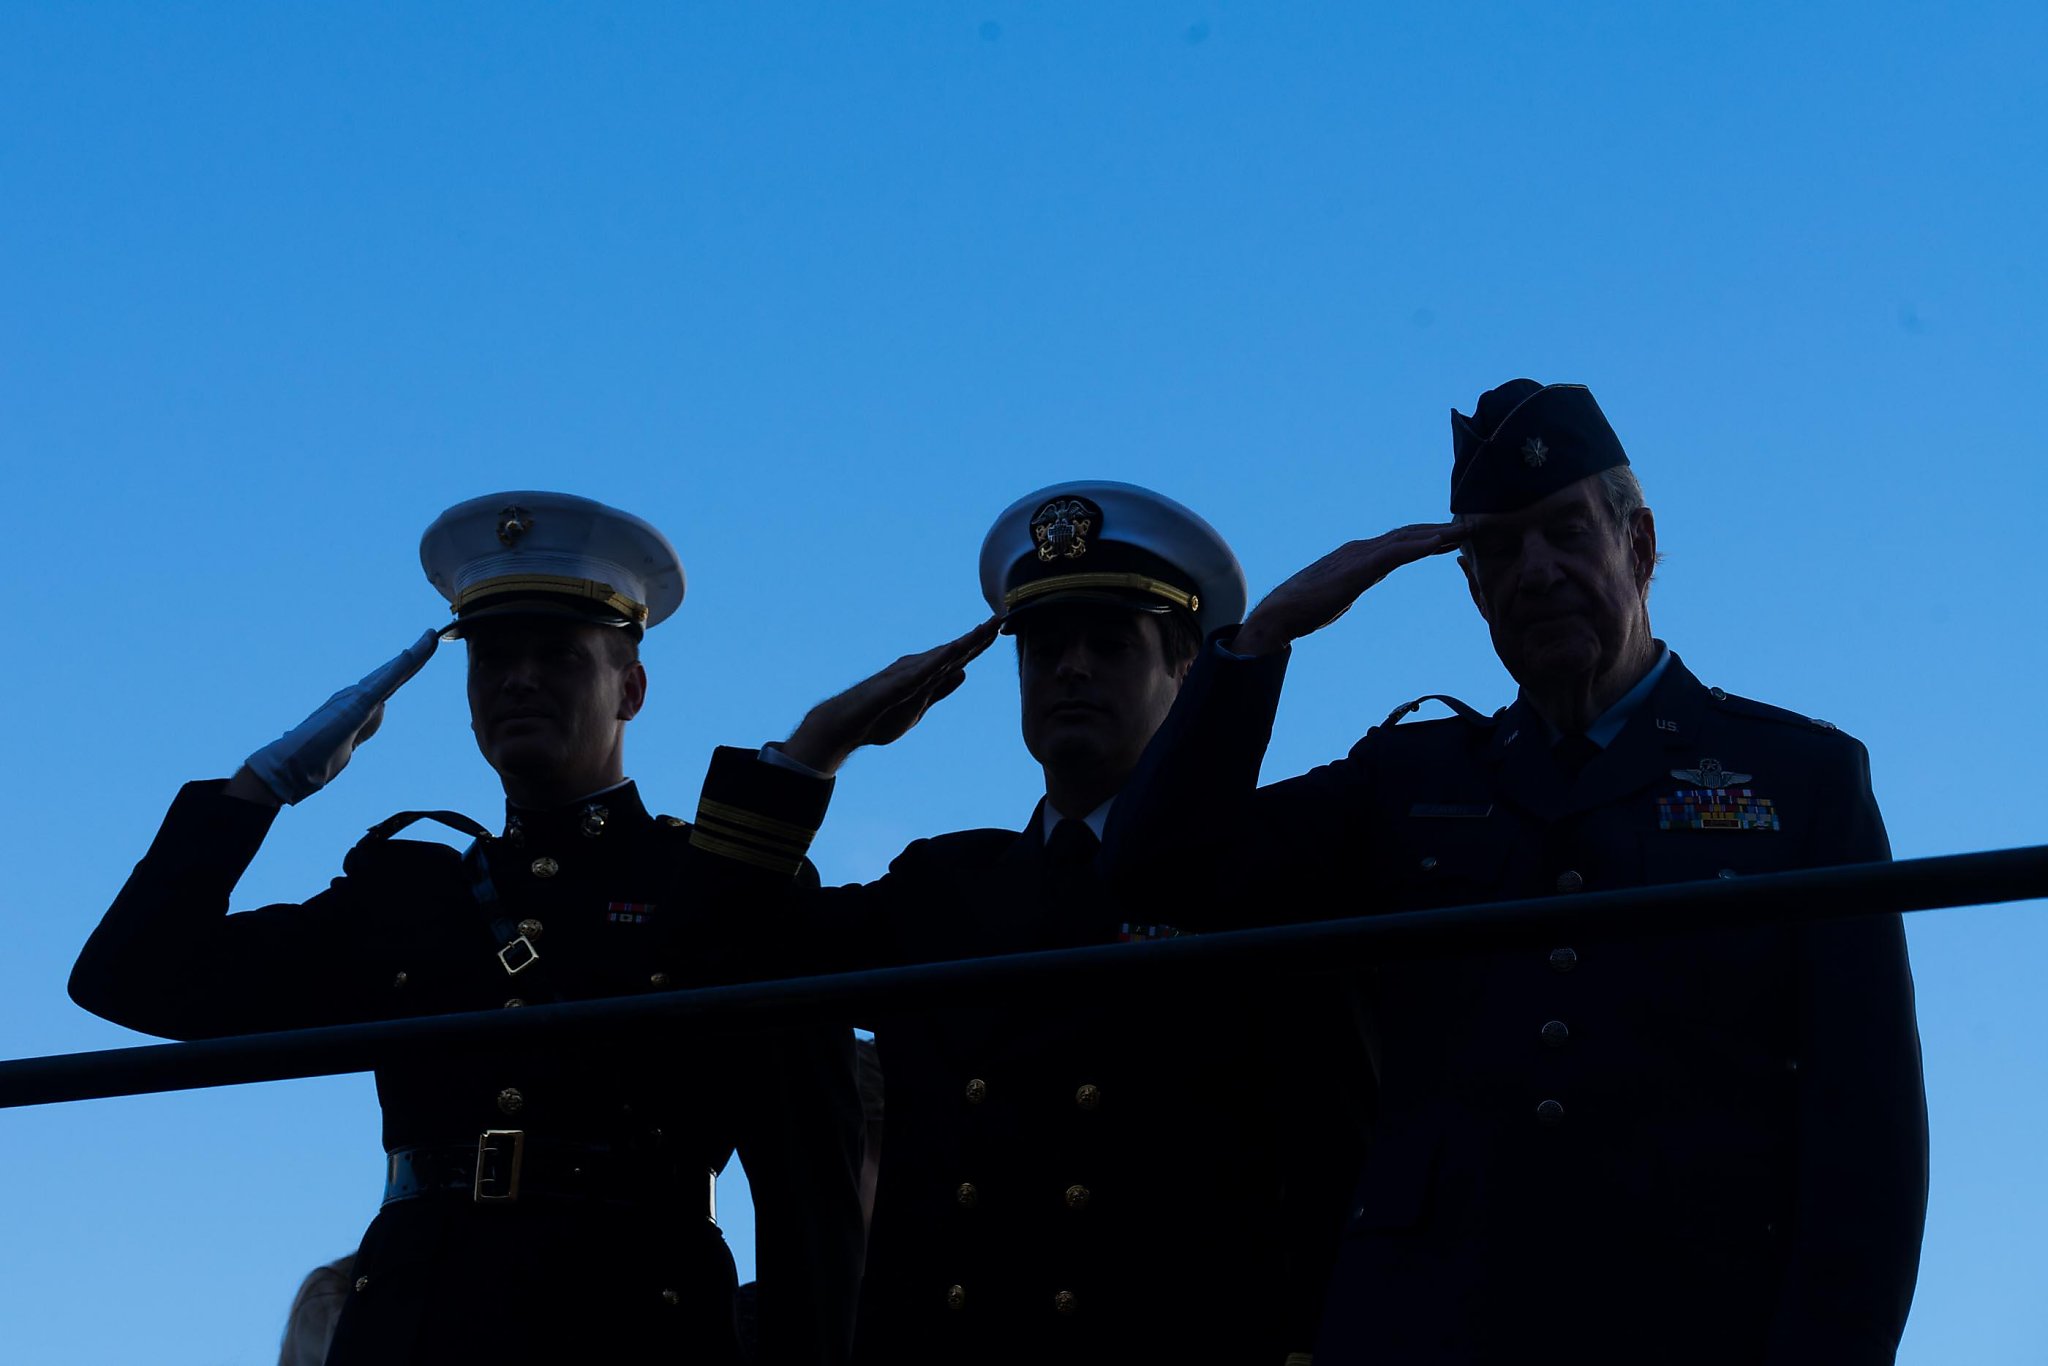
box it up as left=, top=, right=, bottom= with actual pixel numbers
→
left=1030, top=497, right=1098, bottom=562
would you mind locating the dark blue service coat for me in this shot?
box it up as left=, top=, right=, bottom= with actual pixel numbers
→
left=1107, top=644, right=1928, bottom=1365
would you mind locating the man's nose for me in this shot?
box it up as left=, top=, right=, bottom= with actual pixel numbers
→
left=1514, top=530, right=1565, bottom=593
left=1054, top=640, right=1094, bottom=680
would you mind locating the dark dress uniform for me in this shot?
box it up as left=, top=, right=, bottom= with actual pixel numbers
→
left=1106, top=643, right=1929, bottom=1365
left=70, top=776, right=864, bottom=1366
left=689, top=746, right=1365, bottom=1366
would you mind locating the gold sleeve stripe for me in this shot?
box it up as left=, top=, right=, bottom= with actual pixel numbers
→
left=688, top=829, right=802, bottom=876
left=693, top=816, right=808, bottom=865
left=1003, top=572, right=1198, bottom=615
left=696, top=799, right=818, bottom=846
left=1283, top=1356, right=1315, bottom=1366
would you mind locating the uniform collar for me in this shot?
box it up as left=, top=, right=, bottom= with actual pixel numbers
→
left=1525, top=641, right=1671, bottom=749
left=501, top=778, right=649, bottom=844
left=1041, top=796, right=1114, bottom=844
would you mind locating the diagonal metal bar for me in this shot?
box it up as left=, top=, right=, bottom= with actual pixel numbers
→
left=2, top=844, right=2043, bottom=1111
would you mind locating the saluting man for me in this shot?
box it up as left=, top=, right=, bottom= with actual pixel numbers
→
left=684, top=482, right=1364, bottom=1366
left=70, top=492, right=864, bottom=1366
left=1107, top=382, right=1929, bottom=1364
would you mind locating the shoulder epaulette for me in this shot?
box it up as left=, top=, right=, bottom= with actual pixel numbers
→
left=1379, top=694, right=1495, bottom=731
left=1704, top=686, right=1846, bottom=735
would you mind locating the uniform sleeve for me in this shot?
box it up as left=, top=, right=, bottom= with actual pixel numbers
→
left=1105, top=635, right=1377, bottom=930
left=732, top=1022, right=867, bottom=1366
left=69, top=780, right=392, bottom=1039
left=690, top=745, right=929, bottom=976
left=1766, top=736, right=1928, bottom=1363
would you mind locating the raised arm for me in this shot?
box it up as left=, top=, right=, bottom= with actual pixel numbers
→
left=70, top=630, right=445, bottom=1037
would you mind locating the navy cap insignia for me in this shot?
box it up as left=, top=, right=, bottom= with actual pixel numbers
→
left=1671, top=758, right=1752, bottom=788
left=496, top=505, right=534, bottom=548
left=1031, top=497, right=1100, bottom=562
left=1521, top=437, right=1549, bottom=467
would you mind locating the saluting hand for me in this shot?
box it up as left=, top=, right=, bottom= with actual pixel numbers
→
left=230, top=627, right=444, bottom=807
left=1231, top=523, right=1462, bottom=656
left=780, top=617, right=1003, bottom=777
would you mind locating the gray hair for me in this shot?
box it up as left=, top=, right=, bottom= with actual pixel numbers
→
left=1454, top=464, right=1660, bottom=586
left=1453, top=465, right=1648, bottom=541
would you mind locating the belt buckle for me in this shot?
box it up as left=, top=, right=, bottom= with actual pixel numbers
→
left=474, top=1129, right=526, bottom=1202
left=498, top=935, right=540, bottom=976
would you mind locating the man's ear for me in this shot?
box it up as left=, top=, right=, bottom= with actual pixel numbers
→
left=1630, top=507, right=1658, bottom=599
left=1460, top=553, right=1491, bottom=623
left=618, top=661, right=648, bottom=721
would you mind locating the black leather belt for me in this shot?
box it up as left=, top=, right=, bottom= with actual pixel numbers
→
left=385, top=1134, right=717, bottom=1216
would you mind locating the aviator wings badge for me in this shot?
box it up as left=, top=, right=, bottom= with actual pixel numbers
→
left=1671, top=758, right=1752, bottom=789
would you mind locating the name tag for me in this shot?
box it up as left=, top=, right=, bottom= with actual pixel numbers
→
left=1408, top=803, right=1494, bottom=819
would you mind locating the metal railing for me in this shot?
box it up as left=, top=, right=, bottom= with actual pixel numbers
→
left=3, top=843, right=2043, bottom=1111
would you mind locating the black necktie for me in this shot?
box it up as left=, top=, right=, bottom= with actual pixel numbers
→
left=1553, top=733, right=1600, bottom=778
left=1046, top=818, right=1100, bottom=878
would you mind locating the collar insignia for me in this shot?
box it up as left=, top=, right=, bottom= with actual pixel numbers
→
left=1521, top=437, right=1549, bottom=467
left=1030, top=497, right=1100, bottom=562
left=1671, top=758, right=1751, bottom=788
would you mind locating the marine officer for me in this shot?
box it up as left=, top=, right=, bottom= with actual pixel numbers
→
left=70, top=491, right=864, bottom=1366
left=684, top=482, right=1364, bottom=1366
left=1105, top=382, right=1929, bottom=1365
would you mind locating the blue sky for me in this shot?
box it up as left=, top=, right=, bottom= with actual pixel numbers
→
left=3, top=3, right=2044, bottom=1361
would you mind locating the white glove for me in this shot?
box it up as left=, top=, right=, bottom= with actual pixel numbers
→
left=244, top=629, right=442, bottom=805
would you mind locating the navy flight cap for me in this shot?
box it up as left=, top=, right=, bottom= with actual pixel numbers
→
left=421, top=491, right=686, bottom=638
left=980, top=480, right=1246, bottom=639
left=1449, top=379, right=1630, bottom=515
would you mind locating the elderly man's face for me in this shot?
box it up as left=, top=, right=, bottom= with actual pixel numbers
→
left=465, top=618, right=645, bottom=795
left=1458, top=476, right=1656, bottom=690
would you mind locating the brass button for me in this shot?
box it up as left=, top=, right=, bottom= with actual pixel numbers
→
left=1554, top=869, right=1584, bottom=893
left=391, top=971, right=409, bottom=989
left=496, top=1087, right=525, bottom=1116
left=1064, top=1183, right=1091, bottom=1210
left=530, top=857, right=559, bottom=878
left=516, top=918, right=544, bottom=939
left=1718, top=868, right=1738, bottom=880
left=1536, top=1098, right=1565, bottom=1125
left=1709, top=686, right=1728, bottom=701
left=662, top=815, right=687, bottom=828
left=1419, top=856, right=1438, bottom=872
left=660, top=1288, right=680, bottom=1306
left=649, top=972, right=671, bottom=988
left=503, top=997, right=525, bottom=1009
left=1053, top=1289, right=1079, bottom=1315
left=581, top=805, right=609, bottom=837
left=353, top=1275, right=369, bottom=1293
left=946, top=1284, right=967, bottom=1311
left=1549, top=946, right=1578, bottom=973
left=955, top=1182, right=979, bottom=1209
left=1074, top=1084, right=1102, bottom=1111
left=964, top=1078, right=988, bottom=1104
left=1541, top=1020, right=1570, bottom=1048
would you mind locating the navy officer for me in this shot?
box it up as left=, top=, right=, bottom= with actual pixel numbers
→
left=684, top=482, right=1366, bottom=1366
left=70, top=491, right=864, bottom=1366
left=1106, top=382, right=1929, bottom=1364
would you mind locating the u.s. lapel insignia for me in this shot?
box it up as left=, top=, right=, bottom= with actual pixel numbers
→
left=1521, top=437, right=1549, bottom=467
left=1671, top=758, right=1750, bottom=788
left=1030, top=496, right=1099, bottom=562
